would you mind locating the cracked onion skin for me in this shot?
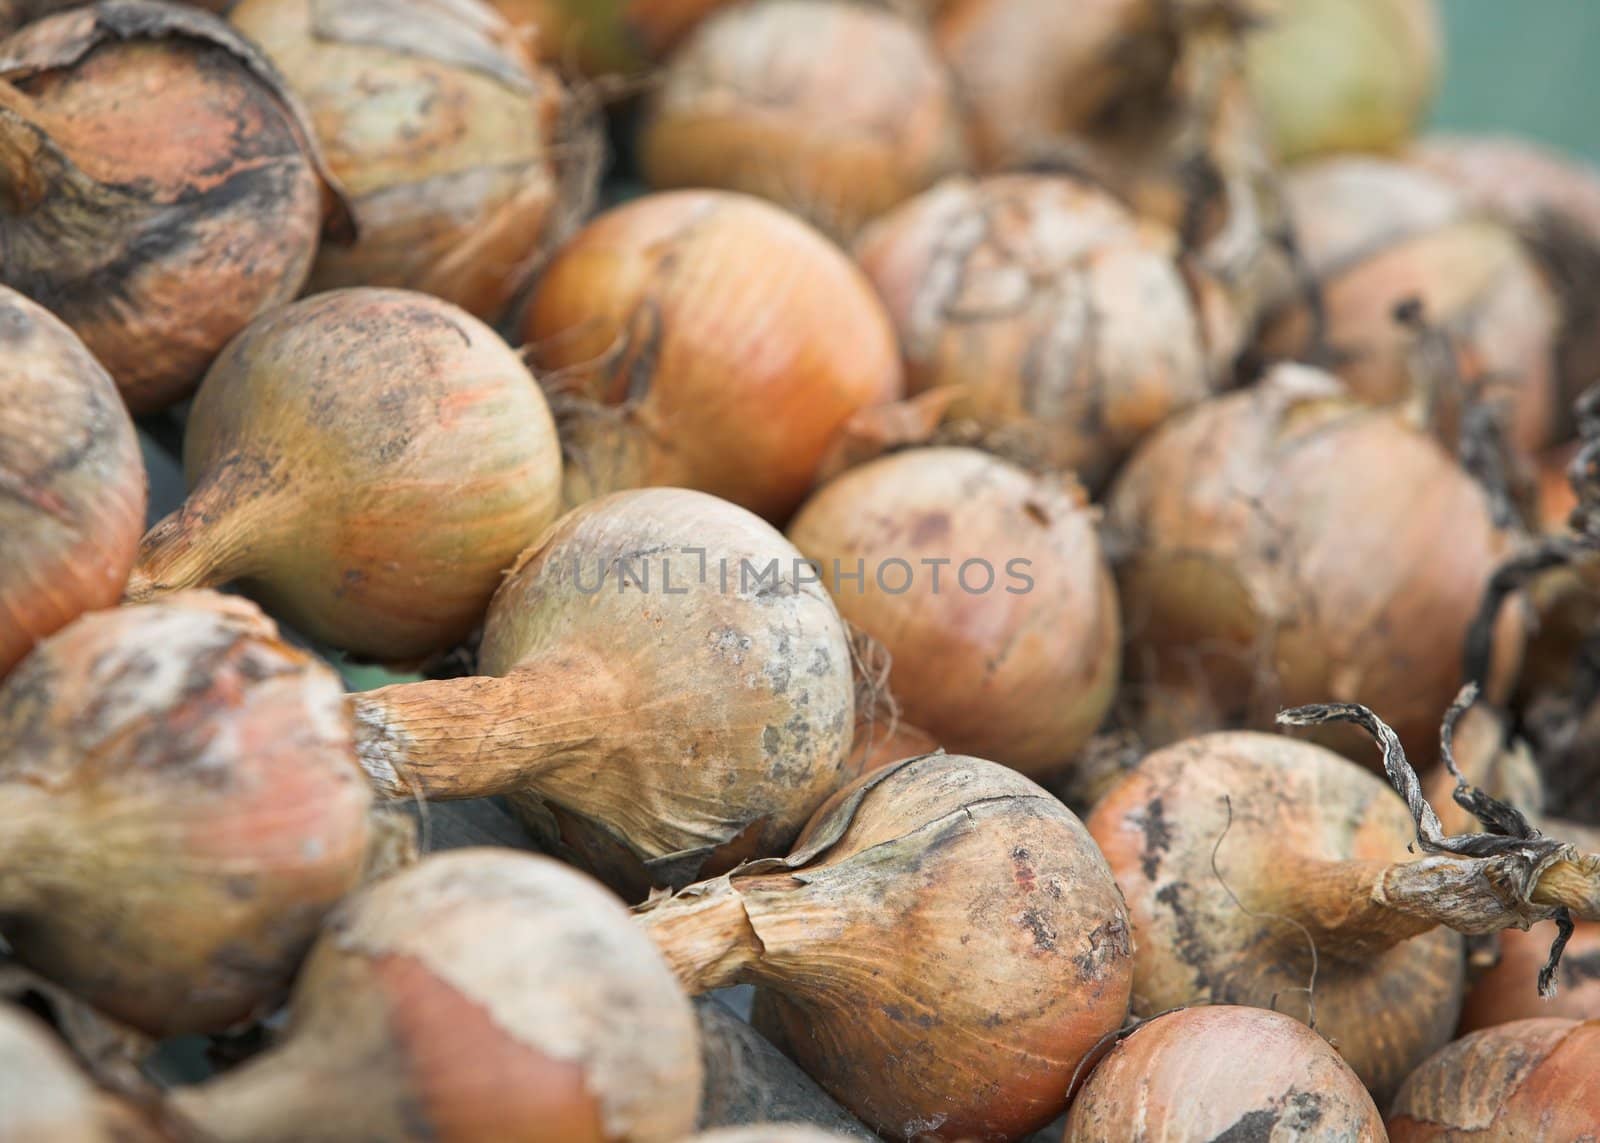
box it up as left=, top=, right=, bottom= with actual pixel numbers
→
left=636, top=753, right=1134, bottom=1141
left=1388, top=1018, right=1600, bottom=1141
left=0, top=287, right=144, bottom=681
left=0, top=592, right=372, bottom=1037
left=854, top=175, right=1212, bottom=490
left=231, top=0, right=581, bottom=323
left=523, top=190, right=903, bottom=523
left=0, top=0, right=339, bottom=413
left=167, top=850, right=701, bottom=1143
left=640, top=1, right=969, bottom=239
left=351, top=487, right=856, bottom=898
left=1062, top=1006, right=1384, bottom=1142
left=788, top=447, right=1120, bottom=779
left=128, top=288, right=562, bottom=665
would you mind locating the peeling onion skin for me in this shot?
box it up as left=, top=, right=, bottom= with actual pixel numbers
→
left=1061, top=1006, right=1385, bottom=1142
left=1460, top=922, right=1600, bottom=1032
left=788, top=447, right=1120, bottom=779
left=350, top=488, right=856, bottom=898
left=854, top=176, right=1212, bottom=491
left=0, top=593, right=372, bottom=1037
left=637, top=754, right=1134, bottom=1141
left=231, top=0, right=581, bottom=322
left=167, top=850, right=702, bottom=1143
left=1387, top=1019, right=1600, bottom=1141
left=0, top=0, right=335, bottom=413
left=639, top=1, right=969, bottom=240
left=524, top=191, right=904, bottom=523
left=1107, top=365, right=1518, bottom=768
left=129, top=288, right=563, bottom=665
left=0, top=287, right=144, bottom=681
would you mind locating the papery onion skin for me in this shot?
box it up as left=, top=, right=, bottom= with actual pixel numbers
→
left=1387, top=1018, right=1600, bottom=1141
left=130, top=287, right=562, bottom=665
left=788, top=447, right=1120, bottom=778
left=854, top=175, right=1212, bottom=490
left=0, top=592, right=372, bottom=1037
left=0, top=0, right=335, bottom=412
left=0, top=286, right=144, bottom=680
left=1061, top=1006, right=1385, bottom=1141
left=167, top=850, right=701, bottom=1143
left=1460, top=923, right=1600, bottom=1033
left=231, top=0, right=582, bottom=322
left=524, top=191, right=903, bottom=522
left=640, top=1, right=968, bottom=239
left=1107, top=365, right=1517, bottom=767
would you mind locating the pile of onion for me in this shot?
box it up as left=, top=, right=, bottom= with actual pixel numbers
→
left=167, top=849, right=701, bottom=1143
left=491, top=0, right=736, bottom=76
left=0, top=592, right=373, bottom=1037
left=636, top=753, right=1133, bottom=1140
left=127, top=288, right=563, bottom=665
left=1388, top=1018, right=1600, bottom=1139
left=788, top=446, right=1119, bottom=778
left=230, top=0, right=591, bottom=322
left=854, top=175, right=1214, bottom=489
left=351, top=487, right=857, bottom=898
left=523, top=190, right=903, bottom=522
left=639, top=1, right=969, bottom=239
left=0, top=0, right=346, bottom=411
left=0, top=286, right=145, bottom=680
left=1063, top=1006, right=1384, bottom=1140
left=1107, top=364, right=1517, bottom=766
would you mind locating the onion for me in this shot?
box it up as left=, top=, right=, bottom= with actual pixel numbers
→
left=1087, top=705, right=1600, bottom=1102
left=0, top=287, right=144, bottom=680
left=636, top=753, right=1133, bottom=1140
left=639, top=1, right=968, bottom=239
left=0, top=0, right=345, bottom=412
left=788, top=447, right=1119, bottom=778
left=1062, top=1006, right=1384, bottom=1140
left=1245, top=0, right=1440, bottom=162
left=842, top=717, right=938, bottom=785
left=523, top=191, right=903, bottom=522
left=1461, top=923, right=1600, bottom=1032
left=2, top=0, right=233, bottom=30
left=230, top=0, right=591, bottom=323
left=1388, top=1018, right=1600, bottom=1140
left=690, top=1131, right=859, bottom=1143
left=167, top=849, right=701, bottom=1143
left=350, top=487, right=856, bottom=897
left=1107, top=365, right=1517, bottom=767
left=0, top=1004, right=141, bottom=1143
left=0, top=592, right=372, bottom=1037
left=128, top=288, right=562, bottom=665
left=490, top=0, right=736, bottom=75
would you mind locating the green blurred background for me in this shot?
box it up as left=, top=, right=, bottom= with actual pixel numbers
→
left=1433, top=0, right=1600, bottom=162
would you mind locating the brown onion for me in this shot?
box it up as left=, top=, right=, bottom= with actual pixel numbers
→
left=1461, top=922, right=1600, bottom=1032
left=639, top=1, right=968, bottom=239
left=788, top=447, right=1119, bottom=778
left=524, top=191, right=903, bottom=522
left=854, top=175, right=1213, bottom=488
left=1062, top=1006, right=1384, bottom=1140
left=0, top=592, right=372, bottom=1037
left=128, top=288, right=562, bottom=665
left=0, top=0, right=344, bottom=412
left=636, top=753, right=1133, bottom=1141
left=167, top=849, right=701, bottom=1143
left=1388, top=1018, right=1600, bottom=1140
left=231, top=0, right=590, bottom=322
left=351, top=488, right=856, bottom=897
left=0, top=287, right=144, bottom=680
left=1245, top=0, right=1440, bottom=162
left=1107, top=365, right=1516, bottom=767
left=491, top=0, right=735, bottom=75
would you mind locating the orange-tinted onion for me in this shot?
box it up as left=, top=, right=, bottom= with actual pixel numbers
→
left=842, top=717, right=939, bottom=785
left=1460, top=922, right=1600, bottom=1033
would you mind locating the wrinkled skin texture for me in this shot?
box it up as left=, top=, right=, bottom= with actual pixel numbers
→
left=639, top=755, right=1134, bottom=1141
left=788, top=447, right=1120, bottom=778
left=0, top=1005, right=113, bottom=1143
left=0, top=287, right=144, bottom=679
left=1387, top=1018, right=1600, bottom=1141
left=525, top=191, right=903, bottom=522
left=640, top=1, right=968, bottom=239
left=0, top=593, right=371, bottom=1036
left=169, top=851, right=702, bottom=1143
left=1062, top=1006, right=1385, bottom=1141
left=856, top=176, right=1212, bottom=489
